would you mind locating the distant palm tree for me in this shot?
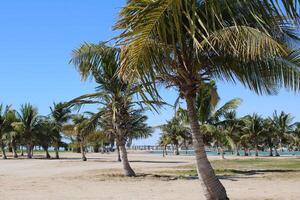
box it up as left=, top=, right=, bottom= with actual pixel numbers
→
left=49, top=102, right=72, bottom=159
left=35, top=117, right=56, bottom=159
left=17, top=103, right=39, bottom=159
left=222, top=111, right=243, bottom=156
left=0, top=104, right=11, bottom=159
left=3, top=109, right=21, bottom=158
left=159, top=116, right=190, bottom=155
left=64, top=115, right=90, bottom=161
left=271, top=111, right=294, bottom=156
left=116, top=1, right=300, bottom=198
left=241, top=114, right=264, bottom=156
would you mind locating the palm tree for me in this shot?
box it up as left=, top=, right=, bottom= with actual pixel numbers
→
left=115, top=1, right=300, bottom=198
left=49, top=102, right=71, bottom=159
left=159, top=116, right=190, bottom=155
left=241, top=114, right=264, bottom=156
left=261, top=118, right=277, bottom=156
left=222, top=111, right=243, bottom=156
left=0, top=104, right=11, bottom=159
left=63, top=115, right=89, bottom=161
left=35, top=117, right=56, bottom=159
left=17, top=103, right=39, bottom=159
left=271, top=111, right=294, bottom=156
left=67, top=43, right=154, bottom=176
left=158, top=133, right=171, bottom=157
left=3, top=109, right=21, bottom=158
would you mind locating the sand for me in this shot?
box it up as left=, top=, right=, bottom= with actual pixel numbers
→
left=0, top=152, right=299, bottom=200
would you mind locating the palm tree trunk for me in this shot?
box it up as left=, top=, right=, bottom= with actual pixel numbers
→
left=119, top=145, right=136, bottom=176
left=27, top=144, right=32, bottom=159
left=236, top=145, right=240, bottom=156
left=174, top=144, right=179, bottom=155
left=80, top=142, right=87, bottom=161
left=255, top=146, right=259, bottom=157
left=117, top=145, right=121, bottom=162
left=220, top=147, right=225, bottom=159
left=21, top=146, right=24, bottom=156
left=269, top=147, right=273, bottom=156
left=46, top=148, right=51, bottom=159
left=55, top=142, right=59, bottom=159
left=1, top=142, right=7, bottom=159
left=186, top=95, right=228, bottom=200
left=12, top=146, right=18, bottom=158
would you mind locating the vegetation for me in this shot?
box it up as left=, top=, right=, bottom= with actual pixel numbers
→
left=115, top=0, right=300, bottom=199
left=2, top=1, right=300, bottom=200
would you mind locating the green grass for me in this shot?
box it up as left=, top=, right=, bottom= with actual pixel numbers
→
left=160, top=158, right=300, bottom=177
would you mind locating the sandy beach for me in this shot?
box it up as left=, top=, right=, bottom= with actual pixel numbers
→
left=0, top=152, right=299, bottom=200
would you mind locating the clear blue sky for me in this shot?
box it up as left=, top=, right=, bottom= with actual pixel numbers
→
left=1, top=1, right=300, bottom=145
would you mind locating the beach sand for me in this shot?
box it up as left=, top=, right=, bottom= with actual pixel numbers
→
left=0, top=152, right=299, bottom=200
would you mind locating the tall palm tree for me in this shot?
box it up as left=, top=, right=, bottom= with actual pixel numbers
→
left=115, top=1, right=300, bottom=198
left=17, top=103, right=39, bottom=159
left=49, top=102, right=72, bottom=159
left=67, top=43, right=153, bottom=176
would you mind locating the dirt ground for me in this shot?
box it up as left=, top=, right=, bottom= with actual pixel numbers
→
left=0, top=152, right=299, bottom=200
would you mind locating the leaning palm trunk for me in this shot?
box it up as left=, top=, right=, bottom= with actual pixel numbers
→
left=174, top=144, right=179, bottom=155
left=1, top=142, right=7, bottom=159
left=119, top=144, right=136, bottom=176
left=27, top=144, right=32, bottom=159
left=116, top=145, right=121, bottom=162
left=255, top=146, right=259, bottom=157
left=43, top=146, right=51, bottom=159
left=55, top=141, right=59, bottom=159
left=11, top=141, right=18, bottom=158
left=80, top=142, right=87, bottom=161
left=186, top=95, right=228, bottom=200
left=12, top=147, right=18, bottom=158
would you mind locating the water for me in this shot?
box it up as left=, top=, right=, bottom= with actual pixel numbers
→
left=149, top=150, right=300, bottom=156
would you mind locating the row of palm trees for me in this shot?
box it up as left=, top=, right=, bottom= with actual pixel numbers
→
left=159, top=103, right=300, bottom=158
left=3, top=0, right=300, bottom=199
left=0, top=100, right=151, bottom=163
left=0, top=103, right=71, bottom=159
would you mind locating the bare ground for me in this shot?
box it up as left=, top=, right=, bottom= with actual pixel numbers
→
left=0, top=152, right=299, bottom=200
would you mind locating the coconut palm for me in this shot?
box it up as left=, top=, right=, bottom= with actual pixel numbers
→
left=241, top=114, right=264, bottom=156
left=0, top=104, right=11, bottom=159
left=67, top=43, right=154, bottom=176
left=221, top=111, right=243, bottom=156
left=115, top=1, right=300, bottom=198
left=49, top=102, right=72, bottom=159
left=3, top=109, right=21, bottom=158
left=271, top=111, right=294, bottom=156
left=35, top=117, right=56, bottom=159
left=158, top=133, right=171, bottom=157
left=159, top=116, right=191, bottom=155
left=63, top=115, right=90, bottom=161
left=17, top=103, right=39, bottom=159
left=261, top=118, right=277, bottom=156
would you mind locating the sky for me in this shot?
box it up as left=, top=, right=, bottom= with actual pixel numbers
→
left=1, top=1, right=300, bottom=145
